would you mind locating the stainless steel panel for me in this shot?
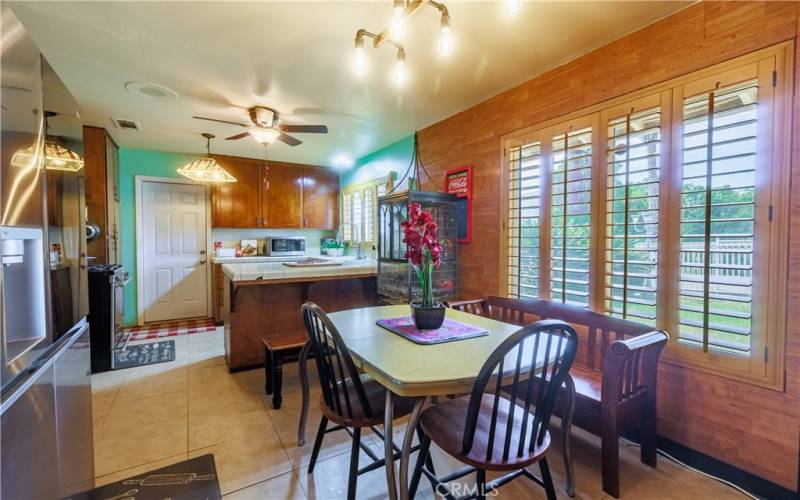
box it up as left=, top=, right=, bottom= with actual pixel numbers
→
left=1, top=361, right=60, bottom=500
left=54, top=322, right=94, bottom=496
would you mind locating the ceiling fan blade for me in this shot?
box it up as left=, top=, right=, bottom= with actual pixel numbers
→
left=278, top=124, right=328, bottom=134
left=225, top=132, right=251, bottom=141
left=193, top=116, right=250, bottom=128
left=277, top=133, right=302, bottom=146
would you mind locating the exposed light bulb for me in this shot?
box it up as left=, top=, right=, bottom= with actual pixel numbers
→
left=393, top=48, right=407, bottom=87
left=438, top=18, right=453, bottom=57
left=353, top=45, right=367, bottom=76
left=504, top=0, right=521, bottom=16
left=391, top=1, right=406, bottom=41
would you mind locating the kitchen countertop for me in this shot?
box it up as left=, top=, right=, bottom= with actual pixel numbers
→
left=222, top=257, right=377, bottom=283
left=212, top=254, right=331, bottom=264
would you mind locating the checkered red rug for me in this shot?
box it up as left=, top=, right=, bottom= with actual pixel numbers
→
left=123, top=318, right=217, bottom=342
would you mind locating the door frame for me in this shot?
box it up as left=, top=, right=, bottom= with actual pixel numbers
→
left=134, top=176, right=213, bottom=326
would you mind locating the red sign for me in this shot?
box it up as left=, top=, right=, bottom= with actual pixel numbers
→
left=444, top=166, right=473, bottom=243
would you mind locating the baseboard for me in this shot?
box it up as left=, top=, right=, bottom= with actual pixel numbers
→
left=655, top=436, right=797, bottom=500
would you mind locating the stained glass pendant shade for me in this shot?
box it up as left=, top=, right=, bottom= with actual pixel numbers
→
left=177, top=133, right=237, bottom=183
left=45, top=138, right=84, bottom=172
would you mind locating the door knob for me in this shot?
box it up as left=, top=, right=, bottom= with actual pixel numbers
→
left=199, top=259, right=207, bottom=265
left=200, top=250, right=206, bottom=254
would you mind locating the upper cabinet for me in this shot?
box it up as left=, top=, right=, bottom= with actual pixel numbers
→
left=211, top=155, right=262, bottom=228
left=302, top=167, right=339, bottom=230
left=210, top=156, right=338, bottom=230
left=263, top=161, right=303, bottom=228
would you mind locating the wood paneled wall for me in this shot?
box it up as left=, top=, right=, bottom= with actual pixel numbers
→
left=415, top=2, right=800, bottom=491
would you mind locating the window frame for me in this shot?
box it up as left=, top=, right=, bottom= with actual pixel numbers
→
left=498, top=42, right=792, bottom=390
left=341, top=174, right=393, bottom=247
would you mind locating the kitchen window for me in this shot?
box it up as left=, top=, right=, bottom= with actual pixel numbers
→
left=341, top=176, right=392, bottom=246
left=501, top=44, right=791, bottom=388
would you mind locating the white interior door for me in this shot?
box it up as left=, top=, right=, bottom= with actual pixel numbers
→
left=140, top=181, right=208, bottom=323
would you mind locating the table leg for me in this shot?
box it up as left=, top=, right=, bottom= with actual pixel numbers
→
left=272, top=351, right=284, bottom=409
left=384, top=388, right=398, bottom=500
left=562, top=374, right=577, bottom=497
left=297, top=341, right=311, bottom=446
left=399, top=397, right=425, bottom=500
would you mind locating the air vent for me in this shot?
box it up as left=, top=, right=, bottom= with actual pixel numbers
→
left=111, top=117, right=142, bottom=131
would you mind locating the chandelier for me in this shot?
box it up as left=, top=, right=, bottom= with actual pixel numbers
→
left=353, top=0, right=452, bottom=87
left=177, top=133, right=237, bottom=183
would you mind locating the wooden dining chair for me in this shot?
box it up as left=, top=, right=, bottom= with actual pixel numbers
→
left=410, top=319, right=579, bottom=500
left=446, top=297, right=578, bottom=496
left=301, top=302, right=427, bottom=500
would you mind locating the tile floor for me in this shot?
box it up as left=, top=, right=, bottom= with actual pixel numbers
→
left=91, top=327, right=745, bottom=499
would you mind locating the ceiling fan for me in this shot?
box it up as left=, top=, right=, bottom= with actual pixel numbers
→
left=192, top=106, right=327, bottom=146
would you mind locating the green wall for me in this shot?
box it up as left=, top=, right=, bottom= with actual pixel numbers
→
left=119, top=149, right=200, bottom=325
left=341, top=134, right=414, bottom=188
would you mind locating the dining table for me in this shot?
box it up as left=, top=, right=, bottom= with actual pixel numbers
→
left=294, top=304, right=577, bottom=500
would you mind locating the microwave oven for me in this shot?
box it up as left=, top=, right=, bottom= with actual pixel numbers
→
left=266, top=237, right=306, bottom=257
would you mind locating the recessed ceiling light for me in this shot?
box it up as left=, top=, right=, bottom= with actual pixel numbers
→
left=124, top=81, right=178, bottom=100
left=332, top=154, right=354, bottom=169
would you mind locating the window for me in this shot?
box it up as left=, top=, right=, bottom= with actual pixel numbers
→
left=506, top=139, right=542, bottom=299
left=550, top=126, right=592, bottom=308
left=501, top=44, right=791, bottom=387
left=604, top=104, right=662, bottom=325
left=341, top=176, right=392, bottom=245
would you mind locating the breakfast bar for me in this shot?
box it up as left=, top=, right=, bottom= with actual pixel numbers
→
left=220, top=258, right=378, bottom=371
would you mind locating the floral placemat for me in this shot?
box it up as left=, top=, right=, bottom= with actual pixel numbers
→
left=376, top=316, right=489, bottom=345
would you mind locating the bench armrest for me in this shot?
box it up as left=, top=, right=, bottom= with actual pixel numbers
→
left=602, top=330, right=669, bottom=405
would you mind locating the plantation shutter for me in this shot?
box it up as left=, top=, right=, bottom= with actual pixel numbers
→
left=342, top=192, right=353, bottom=240
left=603, top=103, right=663, bottom=325
left=671, top=56, right=780, bottom=375
left=506, top=139, right=543, bottom=298
left=550, top=125, right=593, bottom=307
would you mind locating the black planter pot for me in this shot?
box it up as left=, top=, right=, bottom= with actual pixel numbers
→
left=410, top=303, right=446, bottom=330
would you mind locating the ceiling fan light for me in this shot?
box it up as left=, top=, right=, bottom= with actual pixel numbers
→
left=249, top=127, right=281, bottom=144
left=177, top=157, right=237, bottom=183
left=44, top=139, right=84, bottom=172
left=504, top=0, right=521, bottom=17
left=353, top=45, right=367, bottom=76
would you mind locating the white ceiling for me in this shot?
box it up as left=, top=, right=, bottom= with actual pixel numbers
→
left=9, top=1, right=690, bottom=167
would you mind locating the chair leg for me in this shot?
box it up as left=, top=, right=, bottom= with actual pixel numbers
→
left=640, top=400, right=658, bottom=468
left=539, top=458, right=557, bottom=500
left=601, top=419, right=620, bottom=498
left=476, top=468, right=486, bottom=500
left=562, top=374, right=576, bottom=497
left=409, top=433, right=431, bottom=500
left=347, top=427, right=361, bottom=500
left=308, top=416, right=328, bottom=474
left=296, top=341, right=311, bottom=446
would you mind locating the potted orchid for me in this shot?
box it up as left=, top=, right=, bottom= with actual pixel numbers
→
left=401, top=203, right=445, bottom=330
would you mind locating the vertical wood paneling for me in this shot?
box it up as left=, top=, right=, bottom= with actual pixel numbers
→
left=415, top=2, right=799, bottom=490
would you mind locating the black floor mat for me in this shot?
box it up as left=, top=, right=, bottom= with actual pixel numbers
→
left=64, top=454, right=220, bottom=500
left=114, top=340, right=175, bottom=370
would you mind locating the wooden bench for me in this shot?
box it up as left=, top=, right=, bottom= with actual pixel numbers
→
left=447, top=296, right=668, bottom=498
left=262, top=332, right=308, bottom=409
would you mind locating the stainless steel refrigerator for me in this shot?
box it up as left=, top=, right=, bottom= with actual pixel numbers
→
left=1, top=8, right=94, bottom=498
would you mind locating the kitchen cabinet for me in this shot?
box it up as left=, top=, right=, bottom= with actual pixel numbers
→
left=83, top=126, right=120, bottom=264
left=211, top=155, right=262, bottom=228
left=302, top=167, right=339, bottom=230
left=263, top=162, right=303, bottom=228
left=210, top=156, right=338, bottom=230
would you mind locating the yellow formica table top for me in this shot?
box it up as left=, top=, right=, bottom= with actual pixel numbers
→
left=327, top=305, right=559, bottom=398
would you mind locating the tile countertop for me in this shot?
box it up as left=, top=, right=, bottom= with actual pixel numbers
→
left=221, top=257, right=378, bottom=282
left=212, top=253, right=329, bottom=264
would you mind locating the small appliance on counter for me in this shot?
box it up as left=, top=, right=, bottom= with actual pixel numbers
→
left=266, top=236, right=306, bottom=257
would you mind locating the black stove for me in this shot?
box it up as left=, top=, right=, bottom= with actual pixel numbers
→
left=88, top=264, right=131, bottom=372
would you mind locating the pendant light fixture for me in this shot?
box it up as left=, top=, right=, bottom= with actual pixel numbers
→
left=44, top=111, right=84, bottom=172
left=177, top=133, right=237, bottom=183
left=353, top=0, right=452, bottom=87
